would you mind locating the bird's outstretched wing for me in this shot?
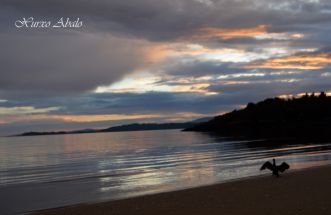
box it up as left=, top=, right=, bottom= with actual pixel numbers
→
left=278, top=162, right=290, bottom=172
left=260, top=161, right=273, bottom=171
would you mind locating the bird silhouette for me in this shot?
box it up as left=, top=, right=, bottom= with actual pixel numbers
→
left=260, top=159, right=290, bottom=177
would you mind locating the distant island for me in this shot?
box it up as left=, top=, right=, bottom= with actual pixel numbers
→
left=16, top=117, right=212, bottom=137
left=185, top=92, right=331, bottom=142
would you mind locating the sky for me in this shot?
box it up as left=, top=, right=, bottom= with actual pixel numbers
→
left=1, top=0, right=331, bottom=135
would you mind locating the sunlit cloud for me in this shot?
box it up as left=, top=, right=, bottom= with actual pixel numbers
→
left=217, top=79, right=299, bottom=87
left=49, top=114, right=162, bottom=122
left=97, top=81, right=218, bottom=95
left=0, top=113, right=162, bottom=124
left=0, top=106, right=60, bottom=116
left=94, top=72, right=218, bottom=95
left=196, top=25, right=269, bottom=39
left=195, top=25, right=304, bottom=40
left=144, top=42, right=279, bottom=64
left=254, top=32, right=304, bottom=40
left=143, top=43, right=176, bottom=63
left=220, top=81, right=251, bottom=85
left=321, top=72, right=331, bottom=77
left=170, top=83, right=218, bottom=95
left=170, top=44, right=242, bottom=58
left=0, top=111, right=212, bottom=125
left=244, top=52, right=331, bottom=70
left=218, top=72, right=265, bottom=79
left=94, top=73, right=163, bottom=93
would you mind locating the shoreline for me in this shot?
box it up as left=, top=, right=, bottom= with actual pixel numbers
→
left=34, top=164, right=331, bottom=215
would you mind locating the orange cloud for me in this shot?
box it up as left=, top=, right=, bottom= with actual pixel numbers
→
left=143, top=43, right=175, bottom=63
left=143, top=42, right=245, bottom=61
left=0, top=114, right=162, bottom=124
left=221, top=81, right=250, bottom=85
left=49, top=114, right=163, bottom=122
left=196, top=25, right=268, bottom=39
left=0, top=112, right=213, bottom=125
left=194, top=25, right=305, bottom=41
left=171, top=83, right=218, bottom=95
left=244, top=53, right=331, bottom=70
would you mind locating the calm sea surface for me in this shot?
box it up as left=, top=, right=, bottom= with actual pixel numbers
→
left=1, top=129, right=331, bottom=214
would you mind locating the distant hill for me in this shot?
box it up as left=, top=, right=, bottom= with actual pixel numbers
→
left=16, top=117, right=211, bottom=137
left=99, top=123, right=195, bottom=132
left=190, top=117, right=213, bottom=123
left=185, top=92, right=331, bottom=141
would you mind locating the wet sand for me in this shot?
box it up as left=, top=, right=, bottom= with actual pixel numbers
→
left=35, top=165, right=331, bottom=215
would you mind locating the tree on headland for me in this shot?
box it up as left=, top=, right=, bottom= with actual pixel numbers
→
left=319, top=91, right=327, bottom=99
left=185, top=92, right=331, bottom=142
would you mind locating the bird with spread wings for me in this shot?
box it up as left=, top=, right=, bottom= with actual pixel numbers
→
left=260, top=159, right=290, bottom=177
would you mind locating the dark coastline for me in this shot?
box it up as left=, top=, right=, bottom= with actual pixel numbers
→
left=15, top=122, right=196, bottom=137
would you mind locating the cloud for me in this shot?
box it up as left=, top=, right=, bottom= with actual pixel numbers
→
left=162, top=60, right=243, bottom=77
left=0, top=106, right=60, bottom=116
left=1, top=0, right=331, bottom=134
left=2, top=0, right=331, bottom=41
left=0, top=113, right=162, bottom=124
left=192, top=25, right=304, bottom=41
left=195, top=25, right=269, bottom=40
left=1, top=0, right=330, bottom=85
left=244, top=52, right=331, bottom=70
left=0, top=31, right=156, bottom=97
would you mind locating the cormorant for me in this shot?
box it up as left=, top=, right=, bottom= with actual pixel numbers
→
left=260, top=159, right=290, bottom=177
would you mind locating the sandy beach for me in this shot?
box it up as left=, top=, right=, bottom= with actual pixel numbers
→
left=35, top=165, right=331, bottom=215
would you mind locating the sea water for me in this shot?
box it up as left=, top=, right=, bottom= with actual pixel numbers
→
left=1, top=129, right=331, bottom=214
